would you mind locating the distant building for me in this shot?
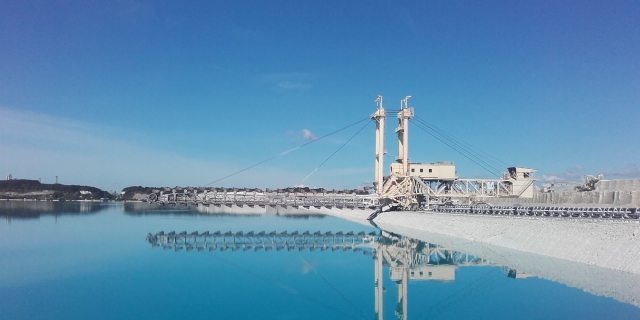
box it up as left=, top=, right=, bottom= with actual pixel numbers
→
left=5, top=174, right=12, bottom=180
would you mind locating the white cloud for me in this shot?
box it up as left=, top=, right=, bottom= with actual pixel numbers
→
left=601, top=166, right=640, bottom=179
left=539, top=174, right=559, bottom=182
left=535, top=169, right=583, bottom=184
left=0, top=108, right=311, bottom=191
left=0, top=107, right=374, bottom=191
left=536, top=164, right=640, bottom=186
left=286, top=129, right=317, bottom=142
left=302, top=129, right=316, bottom=141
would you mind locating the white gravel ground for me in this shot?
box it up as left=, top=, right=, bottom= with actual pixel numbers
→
left=321, top=208, right=640, bottom=306
left=327, top=209, right=640, bottom=274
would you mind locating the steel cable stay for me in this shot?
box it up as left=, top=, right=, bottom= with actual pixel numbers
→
left=413, top=116, right=509, bottom=169
left=413, top=116, right=510, bottom=169
left=301, top=119, right=372, bottom=183
left=410, top=118, right=505, bottom=175
left=201, top=117, right=371, bottom=187
left=410, top=120, right=502, bottom=177
left=208, top=254, right=362, bottom=319
left=302, top=258, right=369, bottom=320
left=416, top=268, right=504, bottom=320
left=411, top=117, right=506, bottom=173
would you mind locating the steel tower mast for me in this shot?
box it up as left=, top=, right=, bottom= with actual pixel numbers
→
left=372, top=96, right=386, bottom=195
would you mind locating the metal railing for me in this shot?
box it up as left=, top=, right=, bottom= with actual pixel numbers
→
left=433, top=205, right=640, bottom=219
left=147, top=190, right=379, bottom=209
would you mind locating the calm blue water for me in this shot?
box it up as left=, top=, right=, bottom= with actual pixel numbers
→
left=1, top=202, right=639, bottom=320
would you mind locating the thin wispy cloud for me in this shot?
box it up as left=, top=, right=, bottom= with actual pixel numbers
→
left=286, top=129, right=318, bottom=144
left=0, top=108, right=308, bottom=190
left=539, top=174, right=560, bottom=183
left=277, top=81, right=312, bottom=90
left=601, top=166, right=640, bottom=179
left=537, top=164, right=640, bottom=185
left=258, top=73, right=314, bottom=90
left=208, top=63, right=242, bottom=76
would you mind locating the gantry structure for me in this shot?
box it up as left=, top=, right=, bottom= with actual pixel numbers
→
left=146, top=96, right=537, bottom=212
left=371, top=95, right=536, bottom=211
left=147, top=189, right=378, bottom=209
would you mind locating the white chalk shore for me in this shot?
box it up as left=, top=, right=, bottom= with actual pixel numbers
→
left=325, top=209, right=640, bottom=273
left=322, top=208, right=640, bottom=307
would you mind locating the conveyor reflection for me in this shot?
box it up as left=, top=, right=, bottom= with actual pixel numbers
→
left=145, top=229, right=534, bottom=320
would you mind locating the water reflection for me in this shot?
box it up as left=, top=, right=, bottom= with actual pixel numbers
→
left=0, top=200, right=105, bottom=221
left=144, top=228, right=620, bottom=319
left=373, top=231, right=493, bottom=320
left=123, top=201, right=329, bottom=218
left=146, top=229, right=376, bottom=252
left=123, top=201, right=261, bottom=217
left=4, top=203, right=639, bottom=319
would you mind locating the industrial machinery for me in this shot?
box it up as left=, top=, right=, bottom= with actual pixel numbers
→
left=540, top=180, right=578, bottom=193
left=540, top=174, right=604, bottom=193
left=371, top=96, right=536, bottom=212
left=575, top=174, right=604, bottom=192
left=147, top=96, right=538, bottom=212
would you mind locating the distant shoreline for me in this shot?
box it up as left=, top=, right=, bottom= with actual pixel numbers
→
left=0, top=179, right=116, bottom=201
left=0, top=198, right=142, bottom=202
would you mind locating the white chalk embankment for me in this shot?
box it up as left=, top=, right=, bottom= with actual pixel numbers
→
left=190, top=203, right=374, bottom=218
left=324, top=209, right=640, bottom=274
left=324, top=209, right=640, bottom=306
left=379, top=222, right=640, bottom=307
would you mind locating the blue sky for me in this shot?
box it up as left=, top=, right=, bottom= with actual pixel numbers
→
left=1, top=0, right=639, bottom=191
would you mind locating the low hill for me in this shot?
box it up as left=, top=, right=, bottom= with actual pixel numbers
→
left=0, top=179, right=114, bottom=200
left=120, top=186, right=161, bottom=201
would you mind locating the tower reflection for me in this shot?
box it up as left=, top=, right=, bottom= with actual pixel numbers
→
left=144, top=226, right=640, bottom=318
left=373, top=231, right=491, bottom=320
left=145, top=228, right=497, bottom=320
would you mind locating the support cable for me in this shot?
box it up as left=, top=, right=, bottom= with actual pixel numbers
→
left=411, top=118, right=505, bottom=175
left=415, top=116, right=509, bottom=168
left=418, top=268, right=503, bottom=320
left=414, top=116, right=510, bottom=168
left=411, top=120, right=501, bottom=177
left=302, top=258, right=369, bottom=320
left=202, top=118, right=371, bottom=187
left=301, top=120, right=371, bottom=183
left=412, top=117, right=505, bottom=173
left=209, top=254, right=360, bottom=319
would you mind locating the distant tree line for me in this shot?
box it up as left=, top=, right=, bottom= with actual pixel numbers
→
left=119, top=186, right=160, bottom=200
left=0, top=180, right=114, bottom=200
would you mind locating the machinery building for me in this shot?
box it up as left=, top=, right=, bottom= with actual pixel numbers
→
left=410, top=162, right=457, bottom=180
left=372, top=95, right=537, bottom=210
left=506, top=167, right=537, bottom=198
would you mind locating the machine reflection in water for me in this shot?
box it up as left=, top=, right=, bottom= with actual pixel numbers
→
left=145, top=229, right=531, bottom=320
left=372, top=231, right=493, bottom=320
left=145, top=229, right=376, bottom=253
